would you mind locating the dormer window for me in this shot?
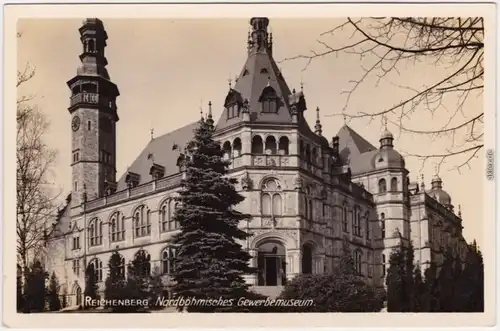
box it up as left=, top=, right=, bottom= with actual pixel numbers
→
left=259, top=86, right=279, bottom=114
left=227, top=104, right=240, bottom=119
left=125, top=171, right=140, bottom=188
left=149, top=163, right=165, bottom=180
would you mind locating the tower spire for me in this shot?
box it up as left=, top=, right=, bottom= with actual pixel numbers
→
left=207, top=101, right=214, bottom=127
left=315, top=106, right=323, bottom=136
left=249, top=17, right=270, bottom=54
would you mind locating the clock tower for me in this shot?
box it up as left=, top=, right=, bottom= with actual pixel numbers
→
left=67, top=18, right=120, bottom=208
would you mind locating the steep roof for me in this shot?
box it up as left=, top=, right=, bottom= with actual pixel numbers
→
left=336, top=125, right=378, bottom=175
left=116, top=121, right=199, bottom=190
left=216, top=18, right=295, bottom=130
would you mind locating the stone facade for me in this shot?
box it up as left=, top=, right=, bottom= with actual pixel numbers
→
left=46, top=17, right=470, bottom=307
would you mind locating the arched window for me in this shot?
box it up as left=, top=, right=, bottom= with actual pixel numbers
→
left=74, top=285, right=82, bottom=306
left=391, top=177, right=398, bottom=192
left=251, top=135, right=264, bottom=154
left=264, top=136, right=277, bottom=154
left=133, top=250, right=151, bottom=277
left=133, top=205, right=151, bottom=238
left=302, top=244, right=314, bottom=274
left=261, top=178, right=282, bottom=216
left=222, top=141, right=232, bottom=160
left=233, top=138, right=242, bottom=157
left=342, top=204, right=348, bottom=232
left=378, top=178, right=387, bottom=193
left=278, top=136, right=289, bottom=155
left=380, top=213, right=386, bottom=239
left=354, top=250, right=363, bottom=275
left=88, top=258, right=103, bottom=282
left=169, top=200, right=178, bottom=229
left=110, top=212, right=125, bottom=242
left=88, top=218, right=102, bottom=246
left=161, top=246, right=177, bottom=275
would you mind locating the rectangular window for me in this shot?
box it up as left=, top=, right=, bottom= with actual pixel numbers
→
left=366, top=218, right=371, bottom=240
left=72, top=236, right=80, bottom=250
left=368, top=252, right=373, bottom=277
left=72, top=259, right=80, bottom=276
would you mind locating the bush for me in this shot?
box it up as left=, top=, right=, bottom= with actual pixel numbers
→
left=277, top=274, right=385, bottom=312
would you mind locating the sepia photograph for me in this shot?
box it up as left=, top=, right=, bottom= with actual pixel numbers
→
left=4, top=2, right=496, bottom=329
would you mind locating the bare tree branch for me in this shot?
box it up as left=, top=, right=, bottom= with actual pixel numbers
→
left=281, top=17, right=484, bottom=170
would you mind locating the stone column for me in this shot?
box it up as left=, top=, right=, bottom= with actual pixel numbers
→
left=287, top=248, right=301, bottom=280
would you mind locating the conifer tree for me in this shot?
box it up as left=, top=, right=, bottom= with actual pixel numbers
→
left=462, top=241, right=484, bottom=312
left=126, top=250, right=152, bottom=311
left=84, top=263, right=99, bottom=308
left=412, top=265, right=425, bottom=312
left=23, top=260, right=48, bottom=312
left=48, top=271, right=61, bottom=311
left=104, top=251, right=127, bottom=311
left=437, top=248, right=455, bottom=312
left=386, top=245, right=406, bottom=312
left=423, top=262, right=439, bottom=311
left=403, top=242, right=415, bottom=311
left=171, top=116, right=254, bottom=312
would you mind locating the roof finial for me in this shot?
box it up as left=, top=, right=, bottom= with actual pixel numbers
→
left=458, top=204, right=462, bottom=218
left=228, top=77, right=232, bottom=89
left=206, top=101, right=214, bottom=127
left=420, top=173, right=425, bottom=190
left=150, top=128, right=154, bottom=141
left=199, top=99, right=204, bottom=119
left=300, top=73, right=304, bottom=92
left=267, top=76, right=271, bottom=86
left=343, top=113, right=347, bottom=125
left=315, top=106, right=323, bottom=136
left=383, top=115, right=388, bottom=130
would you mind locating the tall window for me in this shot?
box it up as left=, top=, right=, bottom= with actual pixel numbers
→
left=72, top=259, right=80, bottom=276
left=227, top=104, right=239, bottom=119
left=380, top=213, right=386, bottom=239
left=390, top=177, right=398, bottom=192
left=110, top=212, right=125, bottom=242
left=342, top=205, right=348, bottom=232
left=261, top=178, right=282, bottom=216
left=378, top=178, right=387, bottom=193
left=160, top=199, right=177, bottom=232
left=133, top=205, right=151, bottom=238
left=72, top=236, right=80, bottom=250
left=352, top=207, right=361, bottom=237
left=252, top=135, right=264, bottom=154
left=367, top=252, right=373, bottom=277
left=354, top=250, right=363, bottom=275
left=381, top=254, right=386, bottom=277
left=89, top=258, right=103, bottom=282
left=365, top=212, right=371, bottom=240
left=161, top=246, right=176, bottom=275
left=88, top=218, right=102, bottom=246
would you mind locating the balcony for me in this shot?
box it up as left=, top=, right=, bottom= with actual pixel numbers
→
left=70, top=93, right=115, bottom=111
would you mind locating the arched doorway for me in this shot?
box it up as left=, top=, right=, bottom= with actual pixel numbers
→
left=302, top=243, right=314, bottom=274
left=257, top=241, right=286, bottom=286
left=74, top=284, right=82, bottom=306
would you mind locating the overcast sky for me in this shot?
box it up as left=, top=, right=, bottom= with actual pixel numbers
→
left=17, top=18, right=484, bottom=245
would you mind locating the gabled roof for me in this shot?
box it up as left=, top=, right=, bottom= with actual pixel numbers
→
left=116, top=121, right=199, bottom=191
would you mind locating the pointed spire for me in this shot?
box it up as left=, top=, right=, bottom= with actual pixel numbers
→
left=458, top=204, right=462, bottom=218
left=380, top=115, right=394, bottom=149
left=420, top=173, right=425, bottom=191
left=206, top=101, right=214, bottom=127
left=150, top=128, right=154, bottom=141
left=315, top=106, right=322, bottom=136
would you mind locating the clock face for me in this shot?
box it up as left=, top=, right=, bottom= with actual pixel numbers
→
left=72, top=116, right=81, bottom=132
